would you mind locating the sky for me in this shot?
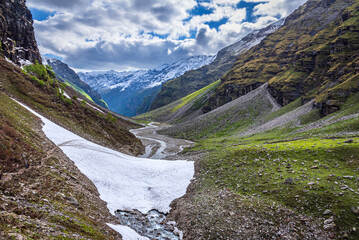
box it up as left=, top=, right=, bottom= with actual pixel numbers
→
left=26, top=0, right=307, bottom=72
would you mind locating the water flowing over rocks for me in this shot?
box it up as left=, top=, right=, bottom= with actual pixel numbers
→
left=115, top=209, right=182, bottom=240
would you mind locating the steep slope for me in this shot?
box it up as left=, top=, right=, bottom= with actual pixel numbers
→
left=136, top=80, right=221, bottom=124
left=150, top=19, right=285, bottom=110
left=43, top=57, right=109, bottom=109
left=153, top=70, right=359, bottom=240
left=79, top=55, right=215, bottom=117
left=0, top=0, right=41, bottom=65
left=206, top=0, right=359, bottom=116
left=0, top=1, right=144, bottom=238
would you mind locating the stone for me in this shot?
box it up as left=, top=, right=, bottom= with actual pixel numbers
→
left=324, top=217, right=334, bottom=225
left=323, top=209, right=332, bottom=215
left=67, top=197, right=80, bottom=206
left=284, top=178, right=294, bottom=184
left=344, top=139, right=354, bottom=143
left=311, top=165, right=319, bottom=169
left=351, top=207, right=359, bottom=214
left=307, top=182, right=315, bottom=186
left=324, top=223, right=335, bottom=230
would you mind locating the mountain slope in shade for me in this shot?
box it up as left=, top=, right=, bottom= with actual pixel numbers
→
left=78, top=55, right=215, bottom=117
left=150, top=19, right=285, bottom=110
left=43, top=57, right=108, bottom=109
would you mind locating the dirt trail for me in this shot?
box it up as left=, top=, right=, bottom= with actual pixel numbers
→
left=130, top=123, right=194, bottom=160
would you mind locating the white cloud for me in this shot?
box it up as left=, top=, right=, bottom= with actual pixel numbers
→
left=27, top=0, right=307, bottom=71
left=245, top=0, right=308, bottom=18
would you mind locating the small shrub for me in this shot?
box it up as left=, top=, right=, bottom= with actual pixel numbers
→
left=106, top=113, right=117, bottom=123
left=37, top=79, right=45, bottom=86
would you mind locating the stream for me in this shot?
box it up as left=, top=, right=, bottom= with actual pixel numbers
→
left=112, top=123, right=194, bottom=239
left=130, top=123, right=193, bottom=160
left=13, top=101, right=194, bottom=240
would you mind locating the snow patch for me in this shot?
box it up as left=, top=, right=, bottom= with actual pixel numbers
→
left=86, top=102, right=105, bottom=113
left=107, top=223, right=149, bottom=240
left=5, top=57, right=16, bottom=66
left=12, top=99, right=194, bottom=215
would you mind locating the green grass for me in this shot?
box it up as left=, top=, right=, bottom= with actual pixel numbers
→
left=179, top=92, right=359, bottom=239
left=100, top=99, right=109, bottom=108
left=61, top=78, right=94, bottom=102
left=187, top=128, right=359, bottom=239
left=172, top=80, right=220, bottom=113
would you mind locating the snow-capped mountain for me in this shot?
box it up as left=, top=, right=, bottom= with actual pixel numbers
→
left=78, top=55, right=215, bottom=117
left=150, top=18, right=286, bottom=110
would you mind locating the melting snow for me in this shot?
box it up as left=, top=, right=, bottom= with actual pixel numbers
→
left=12, top=99, right=194, bottom=215
left=107, top=224, right=149, bottom=240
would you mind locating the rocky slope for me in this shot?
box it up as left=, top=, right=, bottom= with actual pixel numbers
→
left=0, top=0, right=144, bottom=238
left=205, top=0, right=359, bottom=116
left=43, top=57, right=108, bottom=109
left=0, top=0, right=41, bottom=65
left=150, top=19, right=285, bottom=110
left=78, top=55, right=215, bottom=117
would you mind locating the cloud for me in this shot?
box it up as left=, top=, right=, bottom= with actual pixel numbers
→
left=26, top=0, right=307, bottom=71
left=245, top=0, right=308, bottom=18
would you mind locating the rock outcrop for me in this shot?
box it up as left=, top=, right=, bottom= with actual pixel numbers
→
left=0, top=0, right=41, bottom=65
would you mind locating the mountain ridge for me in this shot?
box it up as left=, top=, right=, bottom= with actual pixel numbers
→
left=42, top=57, right=109, bottom=109
left=78, top=55, right=215, bottom=117
left=205, top=0, right=358, bottom=116
left=149, top=18, right=285, bottom=110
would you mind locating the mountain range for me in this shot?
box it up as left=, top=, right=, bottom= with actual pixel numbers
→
left=1, top=0, right=359, bottom=239
left=150, top=18, right=285, bottom=110
left=78, top=55, right=215, bottom=117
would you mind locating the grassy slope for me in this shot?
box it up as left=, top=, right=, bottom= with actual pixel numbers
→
left=0, top=93, right=121, bottom=239
left=136, top=80, right=220, bottom=123
left=0, top=57, right=145, bottom=238
left=207, top=0, right=359, bottom=114
left=168, top=92, right=359, bottom=239
left=1, top=59, right=143, bottom=155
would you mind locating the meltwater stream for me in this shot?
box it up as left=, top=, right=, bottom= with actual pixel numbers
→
left=115, top=210, right=182, bottom=240
left=13, top=100, right=194, bottom=240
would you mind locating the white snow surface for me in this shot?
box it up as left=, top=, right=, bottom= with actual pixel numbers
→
left=12, top=99, right=194, bottom=214
left=107, top=224, right=149, bottom=240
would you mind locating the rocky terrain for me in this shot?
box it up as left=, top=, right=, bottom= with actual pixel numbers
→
left=0, top=1, right=144, bottom=238
left=0, top=0, right=41, bottom=65
left=137, top=1, right=359, bottom=239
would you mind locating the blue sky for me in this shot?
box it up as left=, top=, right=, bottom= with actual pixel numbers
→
left=27, top=0, right=307, bottom=71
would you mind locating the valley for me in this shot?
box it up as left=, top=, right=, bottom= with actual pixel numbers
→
left=1, top=0, right=359, bottom=239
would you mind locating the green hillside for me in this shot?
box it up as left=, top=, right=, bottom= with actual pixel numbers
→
left=206, top=0, right=359, bottom=116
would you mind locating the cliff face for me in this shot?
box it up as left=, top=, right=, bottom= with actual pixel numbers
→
left=0, top=0, right=41, bottom=65
left=205, top=0, right=359, bottom=116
